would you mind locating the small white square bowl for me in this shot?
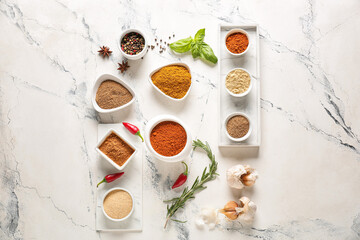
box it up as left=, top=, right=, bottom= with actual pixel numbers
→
left=92, top=73, right=136, bottom=113
left=96, top=129, right=137, bottom=171
left=148, top=63, right=192, bottom=102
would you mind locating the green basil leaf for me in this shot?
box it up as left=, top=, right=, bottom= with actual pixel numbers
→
left=199, top=42, right=218, bottom=64
left=194, top=28, right=205, bottom=42
left=191, top=42, right=201, bottom=58
left=169, top=37, right=193, bottom=53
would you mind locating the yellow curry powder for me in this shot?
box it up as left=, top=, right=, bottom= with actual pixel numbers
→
left=151, top=65, right=191, bottom=99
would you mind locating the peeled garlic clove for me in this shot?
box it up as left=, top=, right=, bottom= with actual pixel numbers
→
left=241, top=166, right=258, bottom=187
left=223, top=201, right=238, bottom=211
left=219, top=209, right=238, bottom=220
left=220, top=201, right=239, bottom=220
left=226, top=164, right=258, bottom=189
left=237, top=197, right=257, bottom=224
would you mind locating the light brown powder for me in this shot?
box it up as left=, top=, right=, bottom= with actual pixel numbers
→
left=96, top=80, right=133, bottom=109
left=103, top=190, right=133, bottom=219
left=226, top=115, right=250, bottom=138
left=225, top=69, right=251, bottom=94
left=99, top=133, right=135, bottom=167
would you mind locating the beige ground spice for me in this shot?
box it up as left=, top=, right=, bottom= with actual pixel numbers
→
left=99, top=133, right=134, bottom=167
left=226, top=115, right=250, bottom=138
left=96, top=80, right=133, bottom=109
left=225, top=69, right=251, bottom=94
left=103, top=190, right=133, bottom=219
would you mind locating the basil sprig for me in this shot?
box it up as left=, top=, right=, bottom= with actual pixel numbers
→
left=170, top=28, right=218, bottom=64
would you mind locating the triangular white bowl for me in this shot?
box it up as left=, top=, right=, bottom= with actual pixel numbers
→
left=148, top=63, right=192, bottom=102
left=92, top=73, right=136, bottom=113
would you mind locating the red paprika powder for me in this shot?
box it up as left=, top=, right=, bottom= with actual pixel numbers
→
left=150, top=121, right=187, bottom=157
left=226, top=32, right=249, bottom=54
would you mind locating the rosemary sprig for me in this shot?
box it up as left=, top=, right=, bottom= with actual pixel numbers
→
left=164, top=139, right=219, bottom=229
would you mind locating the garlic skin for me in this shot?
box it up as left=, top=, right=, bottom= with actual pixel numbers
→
left=195, top=207, right=218, bottom=230
left=226, top=165, right=258, bottom=189
left=237, top=197, right=257, bottom=224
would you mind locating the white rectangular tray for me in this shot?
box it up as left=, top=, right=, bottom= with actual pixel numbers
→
left=95, top=124, right=143, bottom=232
left=218, top=24, right=261, bottom=147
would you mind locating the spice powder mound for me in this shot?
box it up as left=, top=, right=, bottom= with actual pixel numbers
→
left=99, top=133, right=135, bottom=167
left=151, top=65, right=191, bottom=99
left=226, top=69, right=251, bottom=94
left=150, top=121, right=187, bottom=157
left=103, top=190, right=133, bottom=219
left=226, top=32, right=249, bottom=54
left=226, top=115, right=250, bottom=138
left=96, top=80, right=133, bottom=109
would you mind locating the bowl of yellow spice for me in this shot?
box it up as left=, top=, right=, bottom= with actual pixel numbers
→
left=149, top=63, right=192, bottom=101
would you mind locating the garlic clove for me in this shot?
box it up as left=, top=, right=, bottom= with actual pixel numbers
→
left=241, top=167, right=258, bottom=187
left=219, top=209, right=238, bottom=220
left=220, top=201, right=239, bottom=220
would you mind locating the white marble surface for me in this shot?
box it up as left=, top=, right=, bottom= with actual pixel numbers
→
left=1, top=0, right=360, bottom=239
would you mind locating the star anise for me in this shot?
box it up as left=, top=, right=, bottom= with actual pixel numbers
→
left=117, top=60, right=130, bottom=73
left=98, top=46, right=112, bottom=57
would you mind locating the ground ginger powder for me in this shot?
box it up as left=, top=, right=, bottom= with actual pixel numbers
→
left=225, top=69, right=251, bottom=94
left=103, top=190, right=133, bottom=219
left=151, top=65, right=191, bottom=99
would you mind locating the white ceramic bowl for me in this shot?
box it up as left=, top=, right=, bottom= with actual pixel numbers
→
left=225, top=112, right=252, bottom=142
left=102, top=187, right=134, bottom=222
left=96, top=129, right=137, bottom=171
left=225, top=68, right=253, bottom=98
left=118, top=28, right=147, bottom=60
left=92, top=73, right=136, bottom=113
left=225, top=28, right=250, bottom=56
left=148, top=63, right=192, bottom=102
left=145, top=115, right=192, bottom=162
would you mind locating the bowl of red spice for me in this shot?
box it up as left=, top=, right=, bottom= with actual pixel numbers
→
left=96, top=129, right=137, bottom=171
left=92, top=73, right=136, bottom=113
left=119, top=28, right=147, bottom=60
left=145, top=114, right=192, bottom=162
left=225, top=112, right=252, bottom=142
left=225, top=29, right=250, bottom=56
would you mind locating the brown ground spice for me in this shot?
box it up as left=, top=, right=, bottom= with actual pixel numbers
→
left=99, top=133, right=135, bottom=167
left=103, top=189, right=133, bottom=219
left=96, top=80, right=133, bottom=109
left=150, top=121, right=187, bottom=156
left=226, top=115, right=250, bottom=138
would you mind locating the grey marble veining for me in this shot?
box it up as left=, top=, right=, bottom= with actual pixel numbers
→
left=1, top=0, right=360, bottom=239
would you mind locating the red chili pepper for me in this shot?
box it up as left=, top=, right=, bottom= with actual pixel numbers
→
left=97, top=172, right=124, bottom=188
left=172, top=161, right=188, bottom=189
left=123, top=122, right=144, bottom=142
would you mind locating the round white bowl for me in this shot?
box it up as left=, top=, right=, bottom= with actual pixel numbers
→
left=102, top=187, right=134, bottom=222
left=118, top=28, right=147, bottom=60
left=225, top=28, right=250, bottom=56
left=92, top=73, right=136, bottom=114
left=96, top=129, right=137, bottom=171
left=225, top=68, right=253, bottom=98
left=225, top=112, right=252, bottom=142
left=145, top=115, right=192, bottom=162
left=148, top=63, right=192, bottom=102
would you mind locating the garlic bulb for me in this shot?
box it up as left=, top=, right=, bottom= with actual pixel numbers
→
left=226, top=165, right=258, bottom=189
left=219, top=197, right=257, bottom=224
